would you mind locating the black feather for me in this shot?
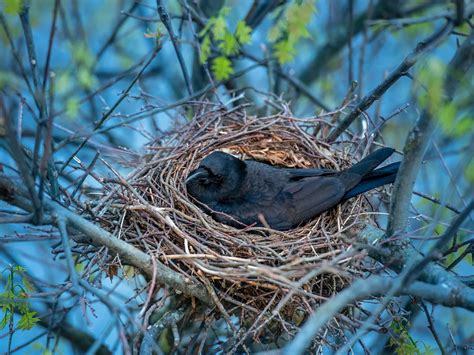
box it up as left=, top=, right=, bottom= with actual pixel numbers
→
left=186, top=149, right=399, bottom=230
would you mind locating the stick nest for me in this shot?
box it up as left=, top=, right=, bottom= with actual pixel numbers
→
left=94, top=103, right=381, bottom=343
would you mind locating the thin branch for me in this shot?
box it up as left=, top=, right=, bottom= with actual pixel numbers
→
left=413, top=190, right=462, bottom=214
left=42, top=0, right=60, bottom=90
left=0, top=174, right=211, bottom=304
left=139, top=306, right=186, bottom=354
left=387, top=30, right=474, bottom=237
left=96, top=1, right=139, bottom=61
left=156, top=0, right=194, bottom=95
left=405, top=200, right=474, bottom=285
left=420, top=302, right=447, bottom=355
left=327, top=21, right=454, bottom=142
left=283, top=275, right=474, bottom=354
left=59, top=44, right=162, bottom=173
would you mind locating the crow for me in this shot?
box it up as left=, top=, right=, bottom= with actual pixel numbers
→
left=185, top=148, right=400, bottom=231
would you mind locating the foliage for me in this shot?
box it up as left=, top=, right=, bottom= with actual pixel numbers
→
left=199, top=6, right=253, bottom=80
left=3, top=0, right=23, bottom=15
left=0, top=265, right=39, bottom=331
left=268, top=0, right=317, bottom=64
left=388, top=318, right=435, bottom=355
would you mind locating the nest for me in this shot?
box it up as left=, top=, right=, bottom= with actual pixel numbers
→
left=93, top=103, right=382, bottom=346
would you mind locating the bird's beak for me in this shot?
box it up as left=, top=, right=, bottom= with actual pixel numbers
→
left=185, top=167, right=209, bottom=184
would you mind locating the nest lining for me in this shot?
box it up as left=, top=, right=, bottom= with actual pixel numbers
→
left=93, top=104, right=382, bottom=341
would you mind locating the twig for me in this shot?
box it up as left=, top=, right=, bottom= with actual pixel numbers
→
left=55, top=215, right=80, bottom=290
left=420, top=302, right=447, bottom=355
left=283, top=275, right=474, bottom=354
left=59, top=44, right=162, bottom=173
left=327, top=21, right=454, bottom=142
left=139, top=306, right=186, bottom=355
left=0, top=174, right=211, bottom=304
left=387, top=29, right=474, bottom=237
left=96, top=1, right=139, bottom=61
left=156, top=0, right=193, bottom=95
left=42, top=0, right=60, bottom=90
left=413, top=191, right=462, bottom=214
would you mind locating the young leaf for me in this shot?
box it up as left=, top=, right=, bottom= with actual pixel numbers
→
left=219, top=31, right=239, bottom=56
left=274, top=40, right=296, bottom=64
left=212, top=15, right=227, bottom=41
left=200, top=35, right=211, bottom=64
left=17, top=311, right=40, bottom=330
left=66, top=97, right=80, bottom=119
left=4, top=0, right=23, bottom=15
left=212, top=56, right=233, bottom=81
left=235, top=21, right=252, bottom=44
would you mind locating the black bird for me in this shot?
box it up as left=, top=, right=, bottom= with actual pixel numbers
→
left=186, top=148, right=400, bottom=231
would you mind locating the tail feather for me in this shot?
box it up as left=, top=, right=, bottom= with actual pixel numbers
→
left=343, top=161, right=400, bottom=200
left=365, top=162, right=400, bottom=178
left=347, top=148, right=395, bottom=177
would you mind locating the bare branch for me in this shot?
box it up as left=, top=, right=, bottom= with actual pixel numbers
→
left=387, top=30, right=474, bottom=236
left=0, top=174, right=211, bottom=304
left=156, top=0, right=194, bottom=95
left=283, top=275, right=474, bottom=354
left=327, top=21, right=454, bottom=142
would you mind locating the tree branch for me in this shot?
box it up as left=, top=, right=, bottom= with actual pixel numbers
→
left=156, top=0, right=194, bottom=95
left=0, top=174, right=211, bottom=305
left=387, top=30, right=474, bottom=236
left=327, top=21, right=454, bottom=142
left=283, top=274, right=474, bottom=354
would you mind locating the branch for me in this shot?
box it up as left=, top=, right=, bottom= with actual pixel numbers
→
left=0, top=174, right=211, bottom=305
left=387, top=30, right=474, bottom=236
left=59, top=44, right=162, bottom=173
left=283, top=275, right=474, bottom=354
left=326, top=21, right=454, bottom=142
left=139, top=307, right=186, bottom=354
left=156, top=0, right=194, bottom=95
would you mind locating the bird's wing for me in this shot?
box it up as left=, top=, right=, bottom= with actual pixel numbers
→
left=285, top=167, right=335, bottom=179
left=280, top=175, right=349, bottom=221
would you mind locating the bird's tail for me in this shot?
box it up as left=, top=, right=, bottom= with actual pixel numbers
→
left=343, top=162, right=400, bottom=200
left=342, top=148, right=399, bottom=201
left=346, top=147, right=395, bottom=177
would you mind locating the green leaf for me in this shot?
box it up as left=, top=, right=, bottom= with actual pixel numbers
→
left=56, top=72, right=72, bottom=93
left=452, top=116, right=473, bottom=137
left=4, top=0, right=23, bottom=14
left=268, top=21, right=285, bottom=43
left=22, top=277, right=35, bottom=293
left=211, top=56, right=233, bottom=81
left=417, top=59, right=445, bottom=114
left=465, top=160, right=474, bottom=183
left=65, top=97, right=80, bottom=119
left=267, top=0, right=316, bottom=63
left=211, top=15, right=228, bottom=41
left=199, top=35, right=211, bottom=64
left=286, top=0, right=314, bottom=41
left=0, top=312, right=11, bottom=330
left=72, top=42, right=95, bottom=69
left=274, top=40, right=296, bottom=64
left=219, top=30, right=239, bottom=56
left=235, top=20, right=252, bottom=44
left=466, top=253, right=473, bottom=265
left=17, top=311, right=40, bottom=330
left=77, top=67, right=97, bottom=89
left=13, top=265, right=26, bottom=273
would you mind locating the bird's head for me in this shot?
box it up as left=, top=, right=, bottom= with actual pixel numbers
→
left=185, top=151, right=247, bottom=203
